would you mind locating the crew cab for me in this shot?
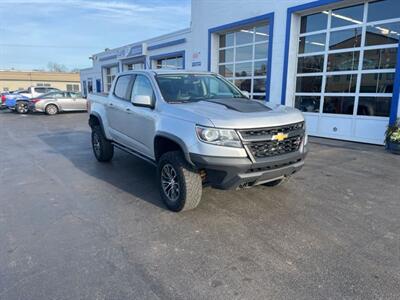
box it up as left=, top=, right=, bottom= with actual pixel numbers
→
left=88, top=70, right=307, bottom=212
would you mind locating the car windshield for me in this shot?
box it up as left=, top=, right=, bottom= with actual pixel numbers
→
left=156, top=74, right=245, bottom=103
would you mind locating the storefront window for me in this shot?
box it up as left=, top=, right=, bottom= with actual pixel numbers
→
left=155, top=56, right=183, bottom=69
left=217, top=21, right=270, bottom=100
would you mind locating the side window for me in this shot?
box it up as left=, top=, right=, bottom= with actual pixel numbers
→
left=35, top=87, right=46, bottom=93
left=114, top=75, right=133, bottom=100
left=131, top=75, right=154, bottom=100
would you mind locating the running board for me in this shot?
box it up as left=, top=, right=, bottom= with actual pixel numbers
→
left=112, top=142, right=157, bottom=167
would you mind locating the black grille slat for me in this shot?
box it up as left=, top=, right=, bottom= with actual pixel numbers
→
left=238, top=122, right=304, bottom=160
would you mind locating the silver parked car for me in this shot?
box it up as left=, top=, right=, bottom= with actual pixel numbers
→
left=30, top=91, right=87, bottom=115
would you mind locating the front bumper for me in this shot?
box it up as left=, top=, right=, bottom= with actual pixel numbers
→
left=190, top=148, right=307, bottom=189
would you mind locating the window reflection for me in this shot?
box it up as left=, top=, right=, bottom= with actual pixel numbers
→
left=298, top=55, right=324, bottom=73
left=360, top=73, right=394, bottom=93
left=299, top=34, right=326, bottom=54
left=365, top=22, right=400, bottom=46
left=295, top=96, right=320, bottom=113
left=368, top=0, right=400, bottom=22
left=329, top=28, right=362, bottom=50
left=323, top=96, right=355, bottom=114
left=327, top=51, right=359, bottom=71
left=363, top=48, right=398, bottom=70
left=296, top=76, right=322, bottom=93
left=331, top=4, right=363, bottom=28
left=325, top=74, right=357, bottom=93
left=300, top=12, right=328, bottom=33
left=357, top=97, right=391, bottom=117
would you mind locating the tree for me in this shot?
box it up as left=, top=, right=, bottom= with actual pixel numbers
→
left=47, top=62, right=68, bottom=72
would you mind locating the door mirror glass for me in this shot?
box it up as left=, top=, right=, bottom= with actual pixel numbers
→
left=241, top=90, right=250, bottom=99
left=131, top=95, right=153, bottom=107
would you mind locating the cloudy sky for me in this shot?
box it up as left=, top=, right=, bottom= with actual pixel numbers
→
left=0, top=0, right=191, bottom=71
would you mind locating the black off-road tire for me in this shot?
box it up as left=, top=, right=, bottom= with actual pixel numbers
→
left=262, top=177, right=287, bottom=187
left=16, top=101, right=29, bottom=114
left=45, top=104, right=58, bottom=115
left=158, top=151, right=202, bottom=212
left=91, top=126, right=114, bottom=162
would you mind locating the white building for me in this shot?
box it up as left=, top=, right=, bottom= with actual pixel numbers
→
left=80, top=0, right=400, bottom=145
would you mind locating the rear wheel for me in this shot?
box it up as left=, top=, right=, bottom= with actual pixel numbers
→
left=158, top=151, right=202, bottom=212
left=16, top=102, right=29, bottom=114
left=91, top=126, right=114, bottom=162
left=45, top=104, right=58, bottom=115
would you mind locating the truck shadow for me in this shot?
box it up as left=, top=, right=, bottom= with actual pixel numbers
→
left=39, top=130, right=166, bottom=210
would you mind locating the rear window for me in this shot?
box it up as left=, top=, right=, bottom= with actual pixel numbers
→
left=114, top=75, right=132, bottom=100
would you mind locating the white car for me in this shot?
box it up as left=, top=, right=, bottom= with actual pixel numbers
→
left=19, top=86, right=60, bottom=99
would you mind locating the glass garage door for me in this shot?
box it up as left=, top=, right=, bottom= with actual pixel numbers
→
left=294, top=0, right=400, bottom=144
left=217, top=22, right=270, bottom=100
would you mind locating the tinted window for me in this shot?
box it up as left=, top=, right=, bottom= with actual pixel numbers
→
left=297, top=55, right=324, bottom=73
left=235, top=62, right=252, bottom=77
left=235, top=26, right=254, bottom=45
left=219, top=48, right=233, bottom=63
left=367, top=0, right=400, bottom=22
left=296, top=76, right=323, bottom=93
left=325, top=74, right=357, bottom=93
left=295, top=96, right=320, bottom=113
left=300, top=12, right=328, bottom=33
left=236, top=45, right=253, bottom=61
left=323, top=96, right=355, bottom=114
left=254, top=43, right=268, bottom=59
left=219, top=32, right=234, bottom=48
left=114, top=75, right=132, bottom=100
left=357, top=97, right=391, bottom=116
left=254, top=61, right=267, bottom=76
left=219, top=64, right=233, bottom=77
left=131, top=75, right=154, bottom=100
left=327, top=51, right=360, bottom=71
left=360, top=73, right=394, bottom=93
left=363, top=48, right=398, bottom=70
left=35, top=87, right=46, bottom=93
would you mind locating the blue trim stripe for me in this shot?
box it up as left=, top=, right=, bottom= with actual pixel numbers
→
left=389, top=39, right=400, bottom=125
left=149, top=50, right=186, bottom=69
left=147, top=38, right=186, bottom=51
left=208, top=12, right=275, bottom=102
left=99, top=54, right=117, bottom=62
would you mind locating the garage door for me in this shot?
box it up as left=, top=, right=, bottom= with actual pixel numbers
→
left=293, top=0, right=400, bottom=144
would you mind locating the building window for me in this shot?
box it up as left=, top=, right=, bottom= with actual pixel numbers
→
left=102, top=65, right=118, bottom=92
left=3, top=87, right=9, bottom=92
left=155, top=56, right=183, bottom=69
left=36, top=83, right=51, bottom=87
left=124, top=62, right=144, bottom=71
left=294, top=0, right=400, bottom=117
left=66, top=84, right=80, bottom=92
left=217, top=22, right=270, bottom=100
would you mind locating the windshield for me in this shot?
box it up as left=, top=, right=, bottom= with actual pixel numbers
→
left=156, top=74, right=245, bottom=103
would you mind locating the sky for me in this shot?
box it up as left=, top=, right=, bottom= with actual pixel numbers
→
left=0, top=0, right=191, bottom=71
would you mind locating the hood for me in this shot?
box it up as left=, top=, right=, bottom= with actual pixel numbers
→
left=162, top=98, right=304, bottom=129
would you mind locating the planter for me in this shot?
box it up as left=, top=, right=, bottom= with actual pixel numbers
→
left=385, top=140, right=400, bottom=155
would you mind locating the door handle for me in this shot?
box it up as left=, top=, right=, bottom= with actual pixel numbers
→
left=125, top=107, right=131, bottom=112
left=108, top=102, right=114, bottom=108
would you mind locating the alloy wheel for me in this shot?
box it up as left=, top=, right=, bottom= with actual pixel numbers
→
left=161, top=163, right=180, bottom=202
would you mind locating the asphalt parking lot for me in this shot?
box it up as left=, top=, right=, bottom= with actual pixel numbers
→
left=1, top=110, right=400, bottom=300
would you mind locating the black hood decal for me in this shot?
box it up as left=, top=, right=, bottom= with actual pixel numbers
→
left=199, top=98, right=272, bottom=113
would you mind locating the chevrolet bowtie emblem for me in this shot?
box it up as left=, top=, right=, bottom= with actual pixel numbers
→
left=272, top=132, right=289, bottom=142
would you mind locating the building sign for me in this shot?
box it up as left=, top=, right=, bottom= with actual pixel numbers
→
left=191, top=51, right=201, bottom=67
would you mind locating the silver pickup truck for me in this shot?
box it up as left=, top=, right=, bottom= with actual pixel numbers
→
left=88, top=70, right=307, bottom=212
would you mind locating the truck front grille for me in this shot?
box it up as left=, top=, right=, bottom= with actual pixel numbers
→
left=238, top=122, right=304, bottom=160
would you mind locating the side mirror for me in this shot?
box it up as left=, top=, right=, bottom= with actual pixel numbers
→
left=241, top=91, right=250, bottom=99
left=131, top=95, right=154, bottom=108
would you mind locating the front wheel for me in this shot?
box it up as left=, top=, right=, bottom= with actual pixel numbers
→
left=16, top=102, right=29, bottom=114
left=158, top=151, right=202, bottom=212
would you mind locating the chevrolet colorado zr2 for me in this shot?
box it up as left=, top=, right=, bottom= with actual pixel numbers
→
left=88, top=70, right=307, bottom=212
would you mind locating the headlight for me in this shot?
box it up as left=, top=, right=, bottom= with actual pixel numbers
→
left=196, top=125, right=242, bottom=148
